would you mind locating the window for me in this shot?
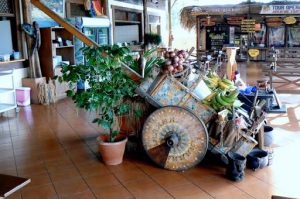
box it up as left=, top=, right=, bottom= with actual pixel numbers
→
left=268, top=26, right=285, bottom=47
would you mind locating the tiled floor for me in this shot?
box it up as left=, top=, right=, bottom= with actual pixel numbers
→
left=1, top=64, right=300, bottom=199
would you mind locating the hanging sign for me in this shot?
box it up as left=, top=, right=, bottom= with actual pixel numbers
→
left=266, top=17, right=283, bottom=26
left=283, top=16, right=297, bottom=24
left=227, top=16, right=245, bottom=25
left=248, top=49, right=260, bottom=58
left=260, top=5, right=300, bottom=14
left=241, top=19, right=256, bottom=33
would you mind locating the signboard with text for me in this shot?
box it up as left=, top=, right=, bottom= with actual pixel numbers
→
left=241, top=19, right=256, bottom=33
left=261, top=5, right=300, bottom=14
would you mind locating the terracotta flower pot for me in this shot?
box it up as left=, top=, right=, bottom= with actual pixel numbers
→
left=97, top=135, right=128, bottom=165
left=119, top=115, right=133, bottom=135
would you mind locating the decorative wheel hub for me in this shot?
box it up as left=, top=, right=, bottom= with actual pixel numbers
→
left=142, top=106, right=208, bottom=171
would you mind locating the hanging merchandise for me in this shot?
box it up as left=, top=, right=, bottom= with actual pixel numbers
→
left=268, top=26, right=285, bottom=47
left=288, top=26, right=300, bottom=47
left=253, top=24, right=266, bottom=47
left=91, top=0, right=103, bottom=17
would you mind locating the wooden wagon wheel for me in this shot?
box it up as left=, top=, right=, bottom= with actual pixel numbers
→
left=142, top=106, right=208, bottom=171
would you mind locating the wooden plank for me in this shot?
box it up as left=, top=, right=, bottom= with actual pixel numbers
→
left=0, top=59, right=26, bottom=65
left=30, top=0, right=97, bottom=47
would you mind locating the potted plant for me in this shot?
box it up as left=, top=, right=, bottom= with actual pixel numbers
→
left=144, top=33, right=162, bottom=47
left=57, top=44, right=137, bottom=165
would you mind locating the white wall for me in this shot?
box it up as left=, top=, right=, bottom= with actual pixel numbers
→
left=107, top=0, right=168, bottom=47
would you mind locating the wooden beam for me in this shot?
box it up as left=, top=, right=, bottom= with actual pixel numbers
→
left=30, top=0, right=98, bottom=47
left=168, top=0, right=172, bottom=48
left=143, top=0, right=149, bottom=34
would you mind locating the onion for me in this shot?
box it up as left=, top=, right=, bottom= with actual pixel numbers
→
left=163, top=69, right=169, bottom=74
left=165, top=60, right=172, bottom=66
left=178, top=60, right=183, bottom=65
left=173, top=68, right=178, bottom=73
left=178, top=54, right=183, bottom=59
left=178, top=65, right=184, bottom=71
left=165, top=53, right=170, bottom=58
left=182, top=53, right=187, bottom=59
left=168, top=65, right=174, bottom=72
left=173, top=62, right=179, bottom=67
left=173, top=56, right=180, bottom=63
left=170, top=52, right=176, bottom=58
left=177, top=50, right=184, bottom=55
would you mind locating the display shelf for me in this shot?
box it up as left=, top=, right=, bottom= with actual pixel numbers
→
left=115, top=20, right=141, bottom=24
left=0, top=59, right=25, bottom=65
left=0, top=70, right=17, bottom=114
left=0, top=104, right=17, bottom=114
left=0, top=88, right=14, bottom=94
left=0, top=13, right=14, bottom=17
left=55, top=45, right=74, bottom=49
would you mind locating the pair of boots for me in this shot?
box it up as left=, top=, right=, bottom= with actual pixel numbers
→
left=225, top=151, right=246, bottom=182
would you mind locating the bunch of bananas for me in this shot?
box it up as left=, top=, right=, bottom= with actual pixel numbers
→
left=203, top=72, right=220, bottom=90
left=218, top=78, right=237, bottom=91
left=203, top=90, right=240, bottom=112
left=203, top=71, right=236, bottom=91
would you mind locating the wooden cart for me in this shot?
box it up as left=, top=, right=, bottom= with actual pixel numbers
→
left=136, top=67, right=261, bottom=171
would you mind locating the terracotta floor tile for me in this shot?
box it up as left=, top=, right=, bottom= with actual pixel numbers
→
left=17, top=163, right=48, bottom=176
left=0, top=142, right=13, bottom=151
left=123, top=177, right=165, bottom=197
left=21, top=184, right=58, bottom=199
left=0, top=168, right=17, bottom=176
left=5, top=193, right=22, bottom=199
left=0, top=157, right=16, bottom=171
left=22, top=173, right=52, bottom=190
left=53, top=177, right=89, bottom=197
left=114, top=168, right=148, bottom=183
left=44, top=155, right=74, bottom=169
left=0, top=137, right=11, bottom=145
left=192, top=175, right=237, bottom=197
left=233, top=175, right=281, bottom=199
left=48, top=166, right=81, bottom=182
left=136, top=162, right=175, bottom=176
left=0, top=149, right=15, bottom=160
left=214, top=187, right=254, bottom=199
left=135, top=189, right=173, bottom=199
left=69, top=151, right=98, bottom=162
left=168, top=183, right=212, bottom=199
left=41, top=149, right=68, bottom=162
left=77, top=162, right=110, bottom=178
left=60, top=190, right=96, bottom=199
left=85, top=173, right=120, bottom=191
left=94, top=184, right=134, bottom=199
left=152, top=172, right=191, bottom=190
left=106, top=159, right=139, bottom=173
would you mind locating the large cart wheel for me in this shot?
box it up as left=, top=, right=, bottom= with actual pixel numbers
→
left=142, top=106, right=209, bottom=171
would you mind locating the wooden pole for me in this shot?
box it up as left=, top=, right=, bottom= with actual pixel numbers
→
left=30, top=0, right=97, bottom=47
left=143, top=0, right=149, bottom=34
left=168, top=0, right=172, bottom=48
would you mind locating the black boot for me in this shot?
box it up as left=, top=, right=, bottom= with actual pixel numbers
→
left=226, top=151, right=246, bottom=182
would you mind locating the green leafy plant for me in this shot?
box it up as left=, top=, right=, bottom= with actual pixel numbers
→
left=124, top=48, right=164, bottom=78
left=58, top=45, right=137, bottom=142
left=144, top=33, right=162, bottom=46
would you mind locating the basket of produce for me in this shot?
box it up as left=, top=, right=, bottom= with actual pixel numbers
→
left=161, top=49, right=191, bottom=79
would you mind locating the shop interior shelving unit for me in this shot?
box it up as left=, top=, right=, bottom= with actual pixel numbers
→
left=0, top=70, right=17, bottom=114
left=39, top=27, right=75, bottom=100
